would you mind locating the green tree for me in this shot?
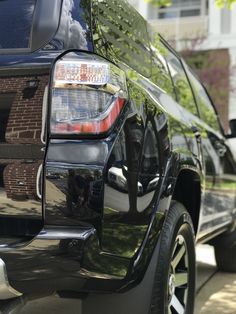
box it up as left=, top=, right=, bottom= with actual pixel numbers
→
left=145, top=0, right=236, bottom=8
left=145, top=0, right=172, bottom=7
left=215, top=0, right=235, bottom=8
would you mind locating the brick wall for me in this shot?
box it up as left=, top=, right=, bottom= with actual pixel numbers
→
left=184, top=48, right=230, bottom=132
left=208, top=49, right=230, bottom=132
left=0, top=75, right=48, bottom=144
left=0, top=74, right=48, bottom=200
left=3, top=162, right=42, bottom=201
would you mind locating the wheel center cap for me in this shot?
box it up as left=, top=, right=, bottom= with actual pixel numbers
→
left=168, top=274, right=175, bottom=297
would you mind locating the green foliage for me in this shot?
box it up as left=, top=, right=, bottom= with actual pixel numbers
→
left=145, top=0, right=172, bottom=7
left=215, top=0, right=236, bottom=8
left=145, top=0, right=236, bottom=8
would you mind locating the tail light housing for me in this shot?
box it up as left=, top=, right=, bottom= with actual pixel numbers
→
left=50, top=53, right=128, bottom=135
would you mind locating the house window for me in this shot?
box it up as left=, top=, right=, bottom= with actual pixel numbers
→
left=221, top=7, right=231, bottom=34
left=157, top=0, right=207, bottom=19
left=0, top=94, right=15, bottom=142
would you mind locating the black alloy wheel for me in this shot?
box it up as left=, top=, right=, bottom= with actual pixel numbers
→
left=149, top=201, right=196, bottom=314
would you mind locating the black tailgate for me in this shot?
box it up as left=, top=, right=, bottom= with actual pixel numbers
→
left=0, top=52, right=59, bottom=241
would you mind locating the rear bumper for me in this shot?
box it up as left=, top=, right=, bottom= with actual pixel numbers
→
left=0, top=259, right=22, bottom=300
left=0, top=134, right=168, bottom=298
left=0, top=226, right=131, bottom=297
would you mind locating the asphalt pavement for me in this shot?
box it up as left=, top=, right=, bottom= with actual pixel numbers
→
left=4, top=245, right=236, bottom=314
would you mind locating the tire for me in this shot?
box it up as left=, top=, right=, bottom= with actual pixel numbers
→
left=214, top=234, right=236, bottom=272
left=83, top=201, right=195, bottom=314
left=149, top=201, right=196, bottom=314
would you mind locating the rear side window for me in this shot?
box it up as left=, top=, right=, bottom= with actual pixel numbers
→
left=150, top=42, right=175, bottom=97
left=0, top=0, right=36, bottom=49
left=165, top=50, right=198, bottom=116
left=93, top=0, right=152, bottom=77
left=186, top=68, right=221, bottom=132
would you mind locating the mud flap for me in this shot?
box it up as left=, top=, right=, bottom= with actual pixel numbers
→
left=82, top=240, right=160, bottom=314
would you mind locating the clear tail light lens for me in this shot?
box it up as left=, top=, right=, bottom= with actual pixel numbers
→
left=50, top=54, right=128, bottom=135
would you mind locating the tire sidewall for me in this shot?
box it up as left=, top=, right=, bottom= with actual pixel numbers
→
left=150, top=202, right=196, bottom=314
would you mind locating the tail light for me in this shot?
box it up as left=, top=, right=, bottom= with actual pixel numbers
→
left=50, top=53, right=128, bottom=135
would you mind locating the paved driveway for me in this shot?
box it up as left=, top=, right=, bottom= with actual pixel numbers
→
left=195, top=245, right=236, bottom=314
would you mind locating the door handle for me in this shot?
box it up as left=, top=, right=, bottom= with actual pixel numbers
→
left=191, top=125, right=201, bottom=140
left=214, top=141, right=227, bottom=157
left=36, top=164, right=42, bottom=200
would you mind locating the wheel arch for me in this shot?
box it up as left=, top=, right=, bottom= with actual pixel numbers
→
left=171, top=168, right=201, bottom=234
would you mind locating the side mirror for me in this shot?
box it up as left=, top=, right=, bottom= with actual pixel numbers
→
left=229, top=119, right=236, bottom=138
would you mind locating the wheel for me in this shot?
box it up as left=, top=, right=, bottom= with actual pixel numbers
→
left=150, top=201, right=196, bottom=314
left=214, top=230, right=236, bottom=272
left=83, top=201, right=195, bottom=314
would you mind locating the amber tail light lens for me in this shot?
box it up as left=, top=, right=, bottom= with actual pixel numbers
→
left=50, top=54, right=128, bottom=135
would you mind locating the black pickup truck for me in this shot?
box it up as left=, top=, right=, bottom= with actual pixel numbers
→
left=0, top=0, right=235, bottom=313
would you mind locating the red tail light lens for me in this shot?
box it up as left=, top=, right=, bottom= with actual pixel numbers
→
left=50, top=54, right=127, bottom=135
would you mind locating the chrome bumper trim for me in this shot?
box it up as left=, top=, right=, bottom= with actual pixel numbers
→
left=37, top=227, right=96, bottom=241
left=0, top=259, right=22, bottom=300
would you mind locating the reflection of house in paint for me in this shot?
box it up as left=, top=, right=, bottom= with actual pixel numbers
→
left=0, top=75, right=47, bottom=206
left=128, top=0, right=236, bottom=160
left=108, top=166, right=144, bottom=194
left=128, top=0, right=236, bottom=131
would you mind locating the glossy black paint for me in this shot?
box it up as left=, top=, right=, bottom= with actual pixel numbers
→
left=92, top=0, right=151, bottom=77
left=0, top=0, right=36, bottom=50
left=45, top=140, right=106, bottom=227
left=0, top=52, right=61, bottom=244
left=0, top=0, right=235, bottom=299
left=45, top=0, right=93, bottom=52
